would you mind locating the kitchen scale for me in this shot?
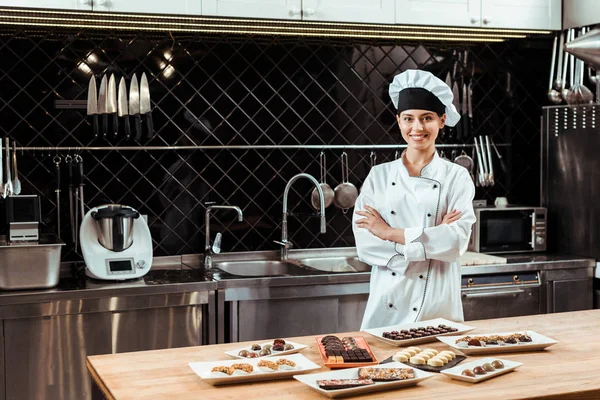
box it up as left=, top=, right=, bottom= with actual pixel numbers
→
left=80, top=204, right=152, bottom=280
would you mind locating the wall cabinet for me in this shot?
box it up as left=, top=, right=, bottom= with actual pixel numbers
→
left=202, top=0, right=395, bottom=23
left=202, top=0, right=303, bottom=20
left=0, top=0, right=91, bottom=10
left=94, top=0, right=202, bottom=15
left=395, top=0, right=561, bottom=30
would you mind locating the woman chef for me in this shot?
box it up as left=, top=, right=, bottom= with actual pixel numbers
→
left=353, top=69, right=476, bottom=330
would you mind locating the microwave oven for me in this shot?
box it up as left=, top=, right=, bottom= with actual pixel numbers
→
left=469, top=206, right=547, bottom=254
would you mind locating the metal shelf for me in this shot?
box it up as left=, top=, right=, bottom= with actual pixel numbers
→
left=15, top=143, right=510, bottom=152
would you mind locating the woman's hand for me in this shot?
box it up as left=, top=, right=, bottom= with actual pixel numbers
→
left=355, top=205, right=392, bottom=240
left=440, top=209, right=462, bottom=225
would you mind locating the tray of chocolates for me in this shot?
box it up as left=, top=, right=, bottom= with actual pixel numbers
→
left=362, top=318, right=475, bottom=346
left=440, top=357, right=523, bottom=383
left=316, top=335, right=379, bottom=369
left=436, top=330, right=558, bottom=355
left=225, top=338, right=307, bottom=359
left=379, top=346, right=467, bottom=373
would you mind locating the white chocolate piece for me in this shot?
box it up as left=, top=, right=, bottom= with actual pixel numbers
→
left=392, top=352, right=409, bottom=363
left=404, top=348, right=418, bottom=357
left=410, top=356, right=426, bottom=365
left=407, top=346, right=421, bottom=353
left=440, top=351, right=456, bottom=359
left=419, top=353, right=432, bottom=361
left=422, top=349, right=439, bottom=355
left=436, top=353, right=453, bottom=362
left=427, top=358, right=444, bottom=367
left=421, top=351, right=436, bottom=358
left=432, top=356, right=449, bottom=365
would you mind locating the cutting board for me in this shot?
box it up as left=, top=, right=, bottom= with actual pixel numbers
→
left=460, top=251, right=507, bottom=266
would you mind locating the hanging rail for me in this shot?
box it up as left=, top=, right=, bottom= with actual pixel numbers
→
left=15, top=143, right=510, bottom=151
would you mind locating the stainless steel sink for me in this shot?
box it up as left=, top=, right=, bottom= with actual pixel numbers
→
left=214, top=260, right=311, bottom=276
left=297, top=256, right=371, bottom=273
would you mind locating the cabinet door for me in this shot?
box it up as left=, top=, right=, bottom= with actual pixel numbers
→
left=202, top=0, right=302, bottom=20
left=549, top=279, right=593, bottom=313
left=302, top=0, right=394, bottom=24
left=0, top=0, right=91, bottom=9
left=395, top=0, right=481, bottom=27
left=480, top=0, right=561, bottom=30
left=95, top=0, right=202, bottom=14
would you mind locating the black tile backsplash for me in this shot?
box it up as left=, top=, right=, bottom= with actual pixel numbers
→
left=0, top=28, right=550, bottom=258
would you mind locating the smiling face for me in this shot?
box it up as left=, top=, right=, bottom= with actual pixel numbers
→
left=397, top=110, right=446, bottom=151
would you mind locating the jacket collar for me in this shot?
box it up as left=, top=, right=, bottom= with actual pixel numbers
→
left=398, top=149, right=443, bottom=179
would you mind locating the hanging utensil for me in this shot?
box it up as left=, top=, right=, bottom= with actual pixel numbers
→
left=468, top=62, right=474, bottom=140
left=333, top=152, right=358, bottom=212
left=118, top=76, right=131, bottom=139
left=66, top=155, right=75, bottom=244
left=554, top=31, right=566, bottom=91
left=74, top=154, right=80, bottom=251
left=3, top=138, right=12, bottom=197
left=0, top=138, right=4, bottom=198
left=140, top=73, right=154, bottom=139
left=54, top=154, right=61, bottom=239
left=589, top=67, right=600, bottom=103
left=311, top=151, right=334, bottom=210
left=548, top=33, right=562, bottom=104
left=490, top=138, right=508, bottom=174
left=485, top=136, right=495, bottom=187
left=130, top=74, right=142, bottom=141
left=11, top=141, right=21, bottom=195
left=568, top=53, right=594, bottom=106
left=78, top=155, right=85, bottom=219
left=473, top=138, right=486, bottom=187
left=107, top=74, right=118, bottom=137
left=478, top=136, right=489, bottom=186
left=562, top=29, right=575, bottom=102
left=98, top=75, right=108, bottom=137
left=454, top=150, right=475, bottom=182
left=87, top=76, right=99, bottom=137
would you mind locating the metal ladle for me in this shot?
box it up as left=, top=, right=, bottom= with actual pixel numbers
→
left=568, top=29, right=594, bottom=106
left=554, top=31, right=566, bottom=91
left=548, top=33, right=562, bottom=104
left=590, top=67, right=600, bottom=103
left=562, top=29, right=575, bottom=102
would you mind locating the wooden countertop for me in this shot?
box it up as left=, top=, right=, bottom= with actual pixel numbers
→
left=87, top=310, right=600, bottom=399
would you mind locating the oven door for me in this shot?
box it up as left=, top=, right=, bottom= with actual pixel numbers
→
left=462, top=284, right=541, bottom=321
left=478, top=209, right=535, bottom=253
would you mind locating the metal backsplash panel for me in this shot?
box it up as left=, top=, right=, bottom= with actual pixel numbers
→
left=0, top=29, right=549, bottom=258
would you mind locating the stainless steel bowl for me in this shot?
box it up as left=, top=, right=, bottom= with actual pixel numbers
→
left=92, top=205, right=139, bottom=252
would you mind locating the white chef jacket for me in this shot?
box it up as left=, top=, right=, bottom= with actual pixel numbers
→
left=353, top=151, right=476, bottom=330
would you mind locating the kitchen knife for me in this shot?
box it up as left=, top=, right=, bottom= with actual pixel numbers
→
left=118, top=77, right=131, bottom=140
left=107, top=74, right=118, bottom=137
left=140, top=73, right=153, bottom=139
left=98, top=75, right=108, bottom=137
left=462, top=82, right=468, bottom=140
left=452, top=81, right=461, bottom=140
left=129, top=74, right=142, bottom=141
left=87, top=76, right=99, bottom=137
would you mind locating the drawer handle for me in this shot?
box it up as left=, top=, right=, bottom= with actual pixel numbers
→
left=463, top=289, right=525, bottom=298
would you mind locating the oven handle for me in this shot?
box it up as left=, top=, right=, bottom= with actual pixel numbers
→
left=462, top=289, right=525, bottom=298
left=530, top=211, right=536, bottom=249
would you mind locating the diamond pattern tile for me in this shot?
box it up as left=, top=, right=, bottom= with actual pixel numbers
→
left=0, top=27, right=549, bottom=259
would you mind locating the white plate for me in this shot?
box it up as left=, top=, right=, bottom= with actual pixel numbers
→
left=440, top=357, right=522, bottom=383
left=189, top=353, right=320, bottom=386
left=362, top=318, right=475, bottom=347
left=225, top=340, right=307, bottom=359
left=293, top=361, right=434, bottom=399
left=436, top=330, right=558, bottom=355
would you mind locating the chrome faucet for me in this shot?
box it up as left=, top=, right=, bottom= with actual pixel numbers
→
left=274, top=173, right=326, bottom=260
left=204, top=205, right=243, bottom=269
